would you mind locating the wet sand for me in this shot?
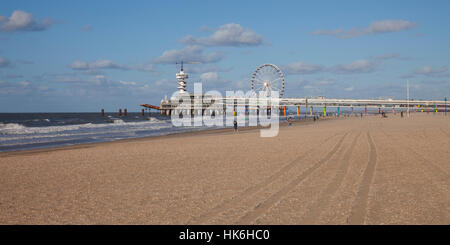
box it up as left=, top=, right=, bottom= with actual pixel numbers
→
left=0, top=113, right=449, bottom=224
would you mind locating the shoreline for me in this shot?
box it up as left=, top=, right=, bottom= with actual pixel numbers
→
left=1, top=115, right=339, bottom=157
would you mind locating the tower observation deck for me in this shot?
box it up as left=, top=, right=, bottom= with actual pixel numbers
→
left=176, top=61, right=188, bottom=93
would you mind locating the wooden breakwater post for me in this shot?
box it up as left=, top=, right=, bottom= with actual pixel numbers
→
left=119, top=108, right=122, bottom=116
left=101, top=109, right=104, bottom=117
left=124, top=108, right=127, bottom=116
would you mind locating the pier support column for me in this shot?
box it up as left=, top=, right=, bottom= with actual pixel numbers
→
left=445, top=97, right=447, bottom=116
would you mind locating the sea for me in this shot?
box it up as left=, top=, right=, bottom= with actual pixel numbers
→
left=0, top=112, right=225, bottom=152
left=0, top=109, right=369, bottom=152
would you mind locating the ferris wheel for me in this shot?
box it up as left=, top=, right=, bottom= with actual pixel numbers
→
left=251, top=64, right=285, bottom=97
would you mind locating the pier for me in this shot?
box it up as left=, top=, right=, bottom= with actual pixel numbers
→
left=143, top=63, right=448, bottom=116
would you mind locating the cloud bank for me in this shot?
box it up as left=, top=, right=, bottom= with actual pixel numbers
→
left=0, top=10, right=54, bottom=32
left=310, top=20, right=416, bottom=38
left=283, top=59, right=379, bottom=75
left=181, top=23, right=263, bottom=47
left=69, top=59, right=129, bottom=71
left=153, top=45, right=224, bottom=64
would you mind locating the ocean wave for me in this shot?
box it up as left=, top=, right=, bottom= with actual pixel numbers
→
left=0, top=120, right=172, bottom=135
left=0, top=123, right=26, bottom=130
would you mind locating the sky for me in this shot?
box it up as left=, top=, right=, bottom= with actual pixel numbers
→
left=0, top=0, right=449, bottom=112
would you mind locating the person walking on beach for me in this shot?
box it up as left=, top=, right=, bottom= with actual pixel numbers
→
left=233, top=120, right=238, bottom=132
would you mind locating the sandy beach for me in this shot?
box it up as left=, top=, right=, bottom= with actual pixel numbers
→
left=0, top=113, right=449, bottom=224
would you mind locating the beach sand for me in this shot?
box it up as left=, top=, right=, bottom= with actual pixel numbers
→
left=0, top=113, right=449, bottom=224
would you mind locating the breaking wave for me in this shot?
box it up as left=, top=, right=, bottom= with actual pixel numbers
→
left=0, top=120, right=171, bottom=136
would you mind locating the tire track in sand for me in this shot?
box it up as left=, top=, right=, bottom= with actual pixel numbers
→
left=439, top=128, right=450, bottom=138
left=234, top=132, right=349, bottom=224
left=347, top=131, right=377, bottom=225
left=188, top=131, right=344, bottom=224
left=381, top=130, right=450, bottom=180
left=299, top=131, right=361, bottom=224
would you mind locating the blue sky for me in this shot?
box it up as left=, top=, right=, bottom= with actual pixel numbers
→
left=0, top=0, right=449, bottom=112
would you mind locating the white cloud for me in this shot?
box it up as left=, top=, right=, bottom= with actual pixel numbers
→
left=90, top=59, right=128, bottom=70
left=367, top=20, right=416, bottom=33
left=181, top=23, right=263, bottom=47
left=310, top=20, right=416, bottom=38
left=69, top=61, right=89, bottom=70
left=282, top=62, right=325, bottom=75
left=0, top=57, right=10, bottom=68
left=283, top=59, right=380, bottom=75
left=330, top=59, right=378, bottom=74
left=51, top=75, right=85, bottom=83
left=51, top=74, right=105, bottom=85
left=0, top=10, right=54, bottom=32
left=402, top=65, right=449, bottom=78
left=135, top=63, right=158, bottom=73
left=413, top=65, right=448, bottom=75
left=119, top=80, right=137, bottom=86
left=314, top=78, right=335, bottom=86
left=69, top=59, right=129, bottom=70
left=344, top=86, right=354, bottom=91
left=184, top=64, right=232, bottom=74
left=95, top=75, right=106, bottom=81
left=18, top=80, right=30, bottom=87
left=153, top=45, right=224, bottom=64
left=200, top=72, right=219, bottom=81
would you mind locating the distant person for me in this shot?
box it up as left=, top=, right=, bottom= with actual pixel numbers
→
left=401, top=111, right=404, bottom=117
left=313, top=116, right=316, bottom=122
left=360, top=113, right=363, bottom=118
left=287, top=117, right=292, bottom=126
left=233, top=120, right=238, bottom=132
